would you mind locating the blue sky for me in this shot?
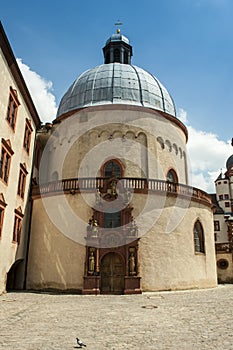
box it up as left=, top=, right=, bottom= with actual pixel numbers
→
left=1, top=0, right=233, bottom=191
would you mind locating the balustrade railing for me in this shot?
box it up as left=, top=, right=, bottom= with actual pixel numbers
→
left=32, top=177, right=212, bottom=205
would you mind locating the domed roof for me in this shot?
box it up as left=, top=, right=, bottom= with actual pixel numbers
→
left=105, top=33, right=130, bottom=45
left=226, top=155, right=233, bottom=170
left=56, top=63, right=176, bottom=118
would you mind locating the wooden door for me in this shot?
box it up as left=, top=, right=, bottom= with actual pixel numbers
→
left=101, top=253, right=124, bottom=294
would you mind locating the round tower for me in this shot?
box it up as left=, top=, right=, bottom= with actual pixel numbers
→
left=27, top=30, right=217, bottom=294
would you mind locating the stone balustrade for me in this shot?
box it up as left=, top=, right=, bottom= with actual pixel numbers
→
left=32, top=177, right=212, bottom=206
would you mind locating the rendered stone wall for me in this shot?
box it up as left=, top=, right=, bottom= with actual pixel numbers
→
left=139, top=198, right=217, bottom=291
left=0, top=48, right=37, bottom=294
left=39, top=107, right=188, bottom=186
left=27, top=196, right=88, bottom=291
left=27, top=192, right=217, bottom=292
left=216, top=253, right=233, bottom=284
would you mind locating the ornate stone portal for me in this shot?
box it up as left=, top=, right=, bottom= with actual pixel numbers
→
left=82, top=177, right=141, bottom=294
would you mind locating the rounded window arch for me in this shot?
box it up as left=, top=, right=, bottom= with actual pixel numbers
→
left=166, top=169, right=178, bottom=183
left=51, top=171, right=58, bottom=181
left=102, top=159, right=123, bottom=178
left=193, top=220, right=205, bottom=253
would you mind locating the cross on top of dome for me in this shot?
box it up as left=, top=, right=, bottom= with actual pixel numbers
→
left=115, top=19, right=123, bottom=34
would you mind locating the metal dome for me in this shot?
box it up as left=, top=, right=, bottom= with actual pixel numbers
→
left=56, top=63, right=176, bottom=118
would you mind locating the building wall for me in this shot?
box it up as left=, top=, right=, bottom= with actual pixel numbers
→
left=215, top=178, right=231, bottom=212
left=0, top=41, right=38, bottom=294
left=27, top=192, right=217, bottom=291
left=140, top=198, right=217, bottom=291
left=216, top=253, right=233, bottom=284
left=214, top=170, right=233, bottom=283
left=214, top=214, right=228, bottom=242
left=38, top=107, right=188, bottom=186
left=26, top=195, right=90, bottom=291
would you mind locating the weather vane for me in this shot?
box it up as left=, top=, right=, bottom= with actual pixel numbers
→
left=115, top=19, right=123, bottom=34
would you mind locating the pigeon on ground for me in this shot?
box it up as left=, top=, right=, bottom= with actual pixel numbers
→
left=76, top=338, right=87, bottom=347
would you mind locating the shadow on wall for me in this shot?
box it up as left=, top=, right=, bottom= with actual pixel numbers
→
left=27, top=218, right=84, bottom=293
left=6, top=259, right=24, bottom=291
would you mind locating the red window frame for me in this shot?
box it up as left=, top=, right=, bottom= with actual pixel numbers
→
left=0, top=194, right=7, bottom=238
left=13, top=208, right=24, bottom=244
left=101, top=159, right=124, bottom=178
left=166, top=168, right=178, bottom=183
left=23, top=119, right=33, bottom=153
left=17, top=163, right=28, bottom=199
left=0, top=139, right=14, bottom=184
left=6, top=87, right=20, bottom=131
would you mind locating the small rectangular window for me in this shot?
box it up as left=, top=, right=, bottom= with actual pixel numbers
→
left=224, top=194, right=229, bottom=200
left=17, top=163, right=28, bottom=199
left=225, top=202, right=230, bottom=208
left=0, top=194, right=7, bottom=238
left=23, top=119, right=33, bottom=153
left=13, top=208, right=24, bottom=244
left=0, top=207, right=5, bottom=237
left=6, top=87, right=20, bottom=131
left=0, top=139, right=14, bottom=184
left=219, top=195, right=223, bottom=200
left=214, top=220, right=220, bottom=231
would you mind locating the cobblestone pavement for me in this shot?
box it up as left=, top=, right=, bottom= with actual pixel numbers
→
left=1, top=285, right=233, bottom=350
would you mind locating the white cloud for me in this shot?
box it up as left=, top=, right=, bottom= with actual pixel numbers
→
left=17, top=58, right=57, bottom=122
left=178, top=108, right=188, bottom=124
left=178, top=108, right=232, bottom=193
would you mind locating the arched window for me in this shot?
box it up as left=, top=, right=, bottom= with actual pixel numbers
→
left=124, top=51, right=129, bottom=64
left=103, top=160, right=122, bottom=178
left=114, top=49, right=120, bottom=63
left=105, top=52, right=110, bottom=64
left=194, top=220, right=205, bottom=253
left=51, top=171, right=58, bottom=181
left=167, top=169, right=178, bottom=183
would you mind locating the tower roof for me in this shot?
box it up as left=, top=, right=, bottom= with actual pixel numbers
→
left=56, top=63, right=176, bottom=118
left=56, top=31, right=176, bottom=119
left=105, top=33, right=130, bottom=45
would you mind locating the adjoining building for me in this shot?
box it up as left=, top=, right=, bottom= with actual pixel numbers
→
left=26, top=28, right=217, bottom=294
left=212, top=147, right=233, bottom=283
left=0, top=22, right=41, bottom=294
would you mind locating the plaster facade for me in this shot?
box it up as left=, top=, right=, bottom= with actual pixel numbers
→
left=0, top=23, right=40, bottom=294
left=27, top=190, right=217, bottom=292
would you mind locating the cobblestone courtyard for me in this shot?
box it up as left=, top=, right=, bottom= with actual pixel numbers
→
left=1, top=285, right=233, bottom=350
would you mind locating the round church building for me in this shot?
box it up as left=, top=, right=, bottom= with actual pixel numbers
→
left=27, top=31, right=217, bottom=293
